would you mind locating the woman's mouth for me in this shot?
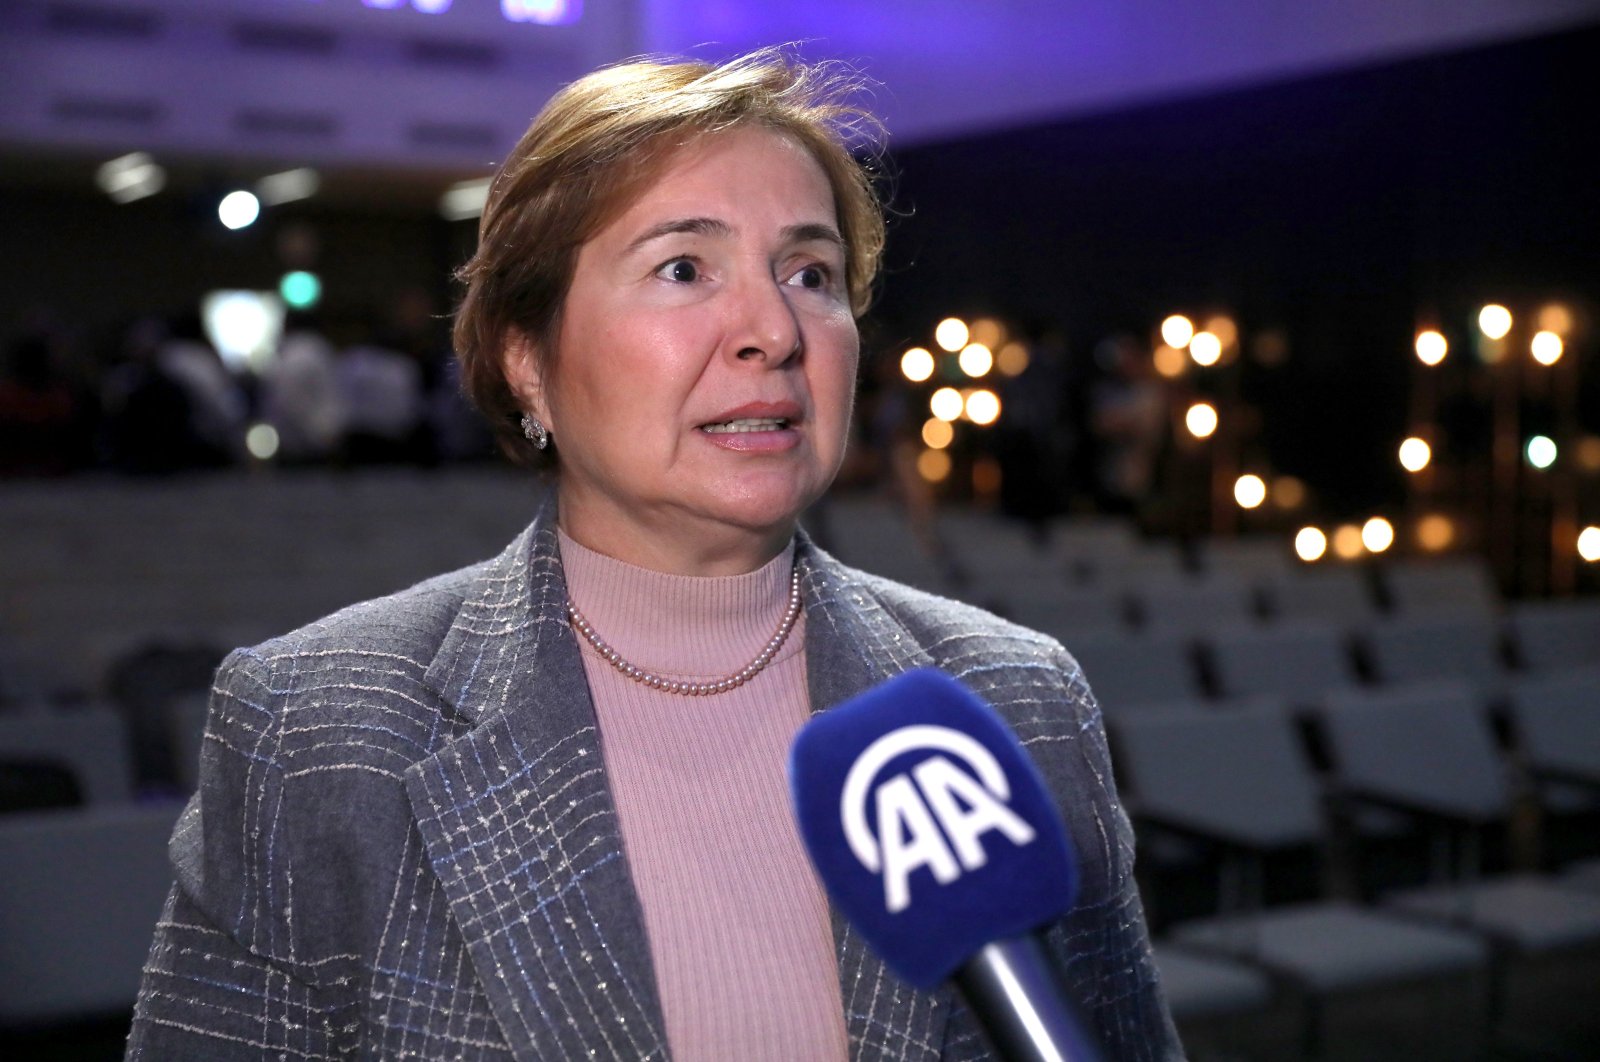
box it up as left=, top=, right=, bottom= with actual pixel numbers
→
left=701, top=418, right=791, bottom=434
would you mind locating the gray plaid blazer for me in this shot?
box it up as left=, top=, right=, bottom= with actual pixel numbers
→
left=127, top=509, right=1180, bottom=1060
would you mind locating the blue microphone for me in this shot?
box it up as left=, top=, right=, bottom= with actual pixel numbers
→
left=790, top=668, right=1105, bottom=1062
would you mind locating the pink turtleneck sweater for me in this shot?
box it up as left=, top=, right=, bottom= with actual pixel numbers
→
left=558, top=530, right=849, bottom=1061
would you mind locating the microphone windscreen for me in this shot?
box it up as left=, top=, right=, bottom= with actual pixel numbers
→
left=790, top=668, right=1078, bottom=989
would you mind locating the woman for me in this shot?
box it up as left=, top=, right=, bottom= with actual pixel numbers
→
left=128, top=49, right=1179, bottom=1060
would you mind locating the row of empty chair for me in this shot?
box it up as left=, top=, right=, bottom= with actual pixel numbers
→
left=1070, top=610, right=1600, bottom=716
left=825, top=497, right=1502, bottom=620
left=1114, top=666, right=1600, bottom=1057
left=0, top=469, right=543, bottom=702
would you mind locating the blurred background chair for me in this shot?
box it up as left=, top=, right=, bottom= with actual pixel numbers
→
left=1315, top=683, right=1600, bottom=1054
left=0, top=804, right=182, bottom=1028
left=1112, top=707, right=1491, bottom=1060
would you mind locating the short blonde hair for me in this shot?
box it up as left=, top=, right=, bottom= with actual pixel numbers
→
left=453, top=47, right=888, bottom=467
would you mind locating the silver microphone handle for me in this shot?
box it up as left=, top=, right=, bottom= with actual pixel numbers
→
left=952, top=934, right=1106, bottom=1062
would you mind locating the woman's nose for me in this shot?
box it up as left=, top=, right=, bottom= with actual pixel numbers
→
left=729, top=274, right=802, bottom=365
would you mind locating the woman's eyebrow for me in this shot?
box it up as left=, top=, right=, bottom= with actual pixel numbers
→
left=623, top=217, right=844, bottom=255
left=783, top=222, right=845, bottom=249
left=624, top=216, right=730, bottom=255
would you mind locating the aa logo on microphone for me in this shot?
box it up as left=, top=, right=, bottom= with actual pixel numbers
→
left=841, top=724, right=1036, bottom=913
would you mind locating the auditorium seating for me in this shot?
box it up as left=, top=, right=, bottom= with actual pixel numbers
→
left=1205, top=621, right=1359, bottom=706
left=1314, top=684, right=1600, bottom=1047
left=1064, top=631, right=1205, bottom=713
left=0, top=470, right=542, bottom=704
left=1129, top=573, right=1261, bottom=636
left=1507, top=598, right=1600, bottom=672
left=0, top=708, right=134, bottom=806
left=1113, top=707, right=1492, bottom=1057
left=1381, top=556, right=1500, bottom=617
left=1260, top=566, right=1381, bottom=629
left=1358, top=614, right=1508, bottom=694
left=1505, top=670, right=1600, bottom=794
left=0, top=803, right=182, bottom=1025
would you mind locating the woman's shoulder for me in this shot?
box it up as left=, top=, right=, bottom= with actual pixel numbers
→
left=238, top=559, right=487, bottom=679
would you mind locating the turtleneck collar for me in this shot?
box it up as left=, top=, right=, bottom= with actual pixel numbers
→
left=557, top=527, right=801, bottom=678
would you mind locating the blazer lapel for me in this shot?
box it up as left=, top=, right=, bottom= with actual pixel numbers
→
left=797, top=538, right=955, bottom=1062
left=404, top=511, right=669, bottom=1061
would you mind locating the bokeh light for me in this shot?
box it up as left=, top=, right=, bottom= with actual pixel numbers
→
left=1576, top=436, right=1600, bottom=472
left=958, top=343, right=994, bottom=377
left=996, top=341, right=1030, bottom=376
left=1161, top=315, right=1194, bottom=348
left=440, top=177, right=492, bottom=221
left=96, top=151, right=166, bottom=204
left=917, top=449, right=952, bottom=483
left=1538, top=303, right=1574, bottom=335
left=218, top=190, right=260, bottom=230
left=969, top=318, right=1004, bottom=349
left=279, top=271, right=321, bottom=310
left=935, top=318, right=969, bottom=353
left=1398, top=437, right=1432, bottom=473
left=973, top=456, right=1002, bottom=496
left=1417, top=514, right=1455, bottom=551
left=1478, top=304, right=1512, bottom=340
left=1415, top=330, right=1448, bottom=366
left=901, top=347, right=935, bottom=382
left=1362, top=517, right=1395, bottom=553
left=1525, top=435, right=1557, bottom=469
left=501, top=0, right=581, bottom=24
left=1185, top=402, right=1218, bottom=439
left=256, top=167, right=320, bottom=205
left=1295, top=527, right=1327, bottom=562
left=1152, top=344, right=1186, bottom=378
left=1579, top=526, right=1600, bottom=563
left=1204, top=315, right=1238, bottom=350
left=965, top=389, right=1001, bottom=426
left=1332, top=524, right=1365, bottom=559
left=202, top=291, right=281, bottom=371
left=1189, top=331, right=1222, bottom=366
left=245, top=423, right=280, bottom=461
left=930, top=387, right=964, bottom=422
left=921, top=417, right=954, bottom=449
left=1531, top=331, right=1564, bottom=366
left=1273, top=476, right=1307, bottom=510
left=1233, top=474, right=1266, bottom=509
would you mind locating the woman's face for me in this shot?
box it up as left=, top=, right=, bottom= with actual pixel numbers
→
left=511, top=127, right=859, bottom=573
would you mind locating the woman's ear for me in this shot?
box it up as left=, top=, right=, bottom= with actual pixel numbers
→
left=502, top=330, right=553, bottom=430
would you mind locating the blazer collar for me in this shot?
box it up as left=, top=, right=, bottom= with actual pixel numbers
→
left=797, top=540, right=954, bottom=1061
left=407, top=505, right=950, bottom=1060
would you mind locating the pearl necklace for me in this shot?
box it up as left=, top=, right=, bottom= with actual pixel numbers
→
left=566, top=568, right=803, bottom=696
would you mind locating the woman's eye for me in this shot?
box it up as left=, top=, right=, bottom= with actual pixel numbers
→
left=790, top=265, right=829, bottom=290
left=657, top=258, right=699, bottom=283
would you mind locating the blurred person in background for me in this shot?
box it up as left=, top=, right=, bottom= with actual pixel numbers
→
left=102, top=316, right=218, bottom=474
left=335, top=314, right=425, bottom=463
left=1089, top=334, right=1167, bottom=518
left=156, top=310, right=246, bottom=466
left=127, top=47, right=1177, bottom=1060
left=262, top=310, right=346, bottom=464
left=995, top=323, right=1075, bottom=541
